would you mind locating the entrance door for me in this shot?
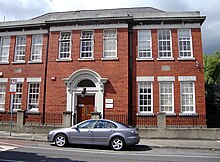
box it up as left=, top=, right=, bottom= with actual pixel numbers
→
left=77, top=96, right=95, bottom=123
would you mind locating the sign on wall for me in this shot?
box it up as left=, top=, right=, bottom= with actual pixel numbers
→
left=9, top=79, right=17, bottom=94
left=106, top=99, right=113, bottom=109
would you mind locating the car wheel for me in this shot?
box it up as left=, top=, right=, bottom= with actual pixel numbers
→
left=54, top=134, right=67, bottom=147
left=110, top=137, right=125, bottom=151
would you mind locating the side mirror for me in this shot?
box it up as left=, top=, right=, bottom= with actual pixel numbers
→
left=73, top=126, right=79, bottom=130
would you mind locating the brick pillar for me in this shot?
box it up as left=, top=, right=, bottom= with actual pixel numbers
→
left=17, top=110, right=25, bottom=128
left=63, top=111, right=72, bottom=127
left=91, top=112, right=101, bottom=119
left=157, top=112, right=166, bottom=129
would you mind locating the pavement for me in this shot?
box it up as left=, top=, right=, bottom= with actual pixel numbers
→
left=0, top=130, right=220, bottom=150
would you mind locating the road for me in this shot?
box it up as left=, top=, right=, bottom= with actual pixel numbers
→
left=0, top=139, right=220, bottom=162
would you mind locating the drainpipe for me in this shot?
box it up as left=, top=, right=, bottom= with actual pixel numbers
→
left=42, top=28, right=50, bottom=125
left=128, top=22, right=133, bottom=126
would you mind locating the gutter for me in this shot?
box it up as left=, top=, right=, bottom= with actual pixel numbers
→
left=42, top=28, right=50, bottom=125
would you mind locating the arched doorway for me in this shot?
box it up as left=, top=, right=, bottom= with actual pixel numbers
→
left=64, top=69, right=108, bottom=125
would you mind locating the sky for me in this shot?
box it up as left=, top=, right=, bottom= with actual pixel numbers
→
left=0, top=0, right=219, bottom=54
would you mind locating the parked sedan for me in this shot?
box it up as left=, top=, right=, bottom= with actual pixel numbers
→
left=48, top=119, right=140, bottom=151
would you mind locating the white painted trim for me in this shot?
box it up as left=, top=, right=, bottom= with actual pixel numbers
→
left=158, top=76, right=175, bottom=82
left=0, top=78, right=8, bottom=82
left=133, top=23, right=201, bottom=30
left=178, top=76, right=196, bottom=81
left=50, top=24, right=128, bottom=31
left=27, top=78, right=42, bottom=82
left=0, top=30, right=48, bottom=36
left=137, top=76, right=154, bottom=82
left=11, top=78, right=24, bottom=83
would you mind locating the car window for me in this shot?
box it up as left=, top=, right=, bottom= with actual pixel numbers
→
left=94, top=121, right=117, bottom=129
left=78, top=120, right=97, bottom=129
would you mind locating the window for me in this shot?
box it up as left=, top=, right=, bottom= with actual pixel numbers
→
left=160, top=82, right=174, bottom=113
left=28, top=83, right=40, bottom=111
left=0, top=83, right=6, bottom=110
left=13, top=83, right=23, bottom=110
left=59, top=32, right=71, bottom=60
left=180, top=82, right=195, bottom=113
left=138, top=30, right=152, bottom=59
left=80, top=31, right=94, bottom=59
left=178, top=29, right=193, bottom=58
left=78, top=120, right=97, bottom=129
left=94, top=120, right=117, bottom=129
left=31, top=35, right=43, bottom=62
left=0, top=37, right=10, bottom=63
left=103, top=30, right=117, bottom=58
left=138, top=82, right=153, bottom=113
left=14, top=36, right=26, bottom=62
left=77, top=79, right=96, bottom=87
left=158, top=30, right=172, bottom=58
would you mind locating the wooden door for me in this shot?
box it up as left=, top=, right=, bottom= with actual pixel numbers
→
left=77, top=96, right=95, bottom=123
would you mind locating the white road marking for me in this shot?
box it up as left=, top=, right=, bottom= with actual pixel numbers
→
left=0, top=145, right=17, bottom=152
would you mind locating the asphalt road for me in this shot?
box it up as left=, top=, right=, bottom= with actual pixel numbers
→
left=0, top=139, right=220, bottom=162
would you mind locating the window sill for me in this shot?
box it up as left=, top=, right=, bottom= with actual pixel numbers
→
left=56, top=58, right=73, bottom=62
left=101, top=57, right=119, bottom=61
left=12, top=61, right=26, bottom=64
left=0, top=110, right=6, bottom=113
left=136, top=113, right=155, bottom=116
left=136, top=58, right=154, bottom=61
left=26, top=110, right=40, bottom=115
left=78, top=58, right=95, bottom=61
left=0, top=62, right=9, bottom=65
left=157, top=58, right=175, bottom=61
left=177, top=57, right=195, bottom=61
left=28, top=61, right=43, bottom=64
left=179, top=113, right=198, bottom=116
left=164, top=113, right=176, bottom=116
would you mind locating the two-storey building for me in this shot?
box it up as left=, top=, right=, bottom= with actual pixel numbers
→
left=0, top=7, right=206, bottom=126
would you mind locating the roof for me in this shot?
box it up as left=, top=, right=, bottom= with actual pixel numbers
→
left=0, top=7, right=206, bottom=29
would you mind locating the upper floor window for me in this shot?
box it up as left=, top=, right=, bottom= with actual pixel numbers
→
left=138, top=82, right=153, bottom=114
left=59, top=32, right=71, bottom=60
left=138, top=30, right=152, bottom=59
left=103, top=30, right=117, bottom=58
left=180, top=82, right=195, bottom=113
left=31, top=35, right=43, bottom=62
left=14, top=36, right=26, bottom=62
left=160, top=82, right=174, bottom=113
left=0, top=83, right=6, bottom=110
left=80, top=31, right=94, bottom=59
left=178, top=29, right=193, bottom=58
left=158, top=30, right=172, bottom=59
left=0, top=37, right=10, bottom=63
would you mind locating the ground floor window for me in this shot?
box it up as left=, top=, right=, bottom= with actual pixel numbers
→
left=28, top=83, right=40, bottom=111
left=0, top=83, right=6, bottom=110
left=160, top=82, right=174, bottom=113
left=13, top=83, right=23, bottom=110
left=138, top=82, right=153, bottom=113
left=180, top=82, right=195, bottom=113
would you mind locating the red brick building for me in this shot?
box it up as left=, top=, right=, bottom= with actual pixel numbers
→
left=0, top=7, right=206, bottom=126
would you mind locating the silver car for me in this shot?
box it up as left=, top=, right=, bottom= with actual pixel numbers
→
left=48, top=119, right=140, bottom=151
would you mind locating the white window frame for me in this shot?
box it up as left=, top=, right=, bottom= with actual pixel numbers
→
left=103, top=29, right=117, bottom=59
left=12, top=83, right=23, bottom=111
left=80, top=31, right=94, bottom=59
left=30, top=35, right=43, bottom=62
left=138, top=30, right=152, bottom=59
left=0, top=82, right=7, bottom=111
left=0, top=37, right=10, bottom=63
left=58, top=32, right=72, bottom=60
left=27, top=82, right=40, bottom=112
left=14, top=35, right=26, bottom=63
left=158, top=29, right=173, bottom=59
left=180, top=81, right=196, bottom=114
left=178, top=29, right=193, bottom=59
left=138, top=82, right=153, bottom=114
left=159, top=82, right=174, bottom=114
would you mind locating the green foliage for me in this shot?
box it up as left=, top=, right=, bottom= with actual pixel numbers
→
left=204, top=51, right=220, bottom=84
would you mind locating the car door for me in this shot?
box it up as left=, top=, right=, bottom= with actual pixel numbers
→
left=92, top=120, right=117, bottom=145
left=69, top=120, right=97, bottom=144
